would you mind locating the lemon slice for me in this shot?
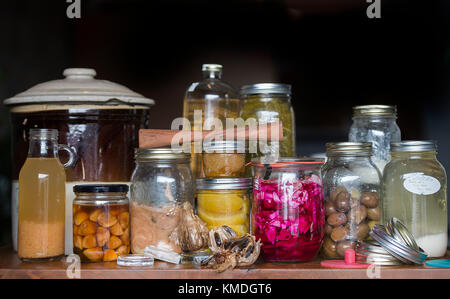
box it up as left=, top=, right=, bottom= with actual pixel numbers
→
left=197, top=208, right=248, bottom=226
left=197, top=193, right=245, bottom=214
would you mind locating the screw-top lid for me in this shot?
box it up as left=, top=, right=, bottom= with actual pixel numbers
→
left=240, top=83, right=291, bottom=96
left=196, top=177, right=252, bottom=190
left=352, top=105, right=397, bottom=117
left=390, top=140, right=437, bottom=152
left=326, top=142, right=372, bottom=157
left=73, top=184, right=129, bottom=193
left=202, top=64, right=223, bottom=72
left=135, top=148, right=191, bottom=161
left=4, top=68, right=155, bottom=106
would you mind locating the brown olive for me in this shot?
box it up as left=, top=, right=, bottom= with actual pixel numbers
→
left=367, top=206, right=381, bottom=221
left=360, top=192, right=379, bottom=208
left=327, top=212, right=347, bottom=227
left=335, top=192, right=351, bottom=212
left=348, top=205, right=367, bottom=224
left=324, top=223, right=334, bottom=235
left=349, top=222, right=370, bottom=240
left=322, top=237, right=339, bottom=258
left=331, top=226, right=349, bottom=242
left=330, top=186, right=347, bottom=202
left=325, top=202, right=337, bottom=216
left=336, top=241, right=356, bottom=257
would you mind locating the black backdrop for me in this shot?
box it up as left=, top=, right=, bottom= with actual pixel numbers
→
left=0, top=0, right=449, bottom=246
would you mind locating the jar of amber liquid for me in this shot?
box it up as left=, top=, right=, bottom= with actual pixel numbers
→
left=73, top=184, right=130, bottom=262
left=196, top=178, right=251, bottom=236
left=202, top=140, right=246, bottom=178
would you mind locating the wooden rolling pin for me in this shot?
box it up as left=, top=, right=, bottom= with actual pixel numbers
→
left=139, top=122, right=283, bottom=148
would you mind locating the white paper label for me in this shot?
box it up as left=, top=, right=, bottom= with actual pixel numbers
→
left=403, top=172, right=441, bottom=195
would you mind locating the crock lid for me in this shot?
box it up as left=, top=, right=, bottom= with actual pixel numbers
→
left=4, top=68, right=155, bottom=106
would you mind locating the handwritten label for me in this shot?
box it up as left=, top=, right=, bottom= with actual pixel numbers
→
left=403, top=172, right=441, bottom=195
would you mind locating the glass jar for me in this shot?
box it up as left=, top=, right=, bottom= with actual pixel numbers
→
left=382, top=141, right=447, bottom=258
left=202, top=140, right=246, bottom=178
left=196, top=178, right=251, bottom=236
left=251, top=158, right=324, bottom=262
left=73, top=184, right=130, bottom=262
left=183, top=64, right=240, bottom=178
left=18, top=129, right=75, bottom=261
left=240, top=83, right=296, bottom=165
left=130, top=148, right=194, bottom=254
left=321, top=142, right=382, bottom=259
left=349, top=105, right=401, bottom=172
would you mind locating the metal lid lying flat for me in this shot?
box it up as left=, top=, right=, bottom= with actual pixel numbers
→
left=352, top=105, right=397, bottom=117
left=4, top=68, right=155, bottom=106
left=390, top=141, right=437, bottom=152
left=240, top=83, right=291, bottom=95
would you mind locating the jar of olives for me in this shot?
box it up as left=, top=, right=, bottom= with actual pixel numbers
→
left=321, top=142, right=382, bottom=259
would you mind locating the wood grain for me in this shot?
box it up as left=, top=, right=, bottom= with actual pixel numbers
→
left=0, top=245, right=449, bottom=279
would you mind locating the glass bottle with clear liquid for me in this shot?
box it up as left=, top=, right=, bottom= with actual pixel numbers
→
left=182, top=64, right=240, bottom=178
left=382, top=141, right=447, bottom=257
left=18, top=129, right=75, bottom=261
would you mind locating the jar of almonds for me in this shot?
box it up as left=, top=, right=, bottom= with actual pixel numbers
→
left=321, top=142, right=382, bottom=259
left=73, top=184, right=130, bottom=262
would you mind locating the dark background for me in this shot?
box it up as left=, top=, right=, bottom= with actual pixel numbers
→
left=0, top=0, right=449, bottom=246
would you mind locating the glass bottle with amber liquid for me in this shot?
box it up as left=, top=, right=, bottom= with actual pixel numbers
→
left=18, top=129, right=75, bottom=261
left=183, top=64, right=240, bottom=178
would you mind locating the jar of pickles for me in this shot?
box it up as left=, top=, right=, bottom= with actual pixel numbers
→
left=73, top=184, right=130, bottom=262
left=382, top=141, right=447, bottom=257
left=251, top=158, right=325, bottom=262
left=321, top=142, right=382, bottom=259
left=240, top=83, right=296, bottom=164
left=130, top=148, right=194, bottom=254
left=196, top=178, right=251, bottom=236
left=202, top=140, right=246, bottom=178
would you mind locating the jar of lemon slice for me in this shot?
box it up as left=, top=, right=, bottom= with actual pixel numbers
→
left=196, top=178, right=252, bottom=236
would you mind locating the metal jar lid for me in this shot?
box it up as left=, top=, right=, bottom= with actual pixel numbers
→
left=203, top=140, right=247, bottom=153
left=196, top=177, right=252, bottom=190
left=385, top=217, right=420, bottom=251
left=370, top=224, right=428, bottom=265
left=135, top=148, right=191, bottom=161
left=355, top=240, right=403, bottom=266
left=240, top=83, right=291, bottom=96
left=326, top=142, right=372, bottom=157
left=202, top=64, right=222, bottom=72
left=390, top=140, right=437, bottom=152
left=352, top=105, right=397, bottom=117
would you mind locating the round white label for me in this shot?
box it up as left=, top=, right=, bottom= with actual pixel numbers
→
left=403, top=173, right=441, bottom=195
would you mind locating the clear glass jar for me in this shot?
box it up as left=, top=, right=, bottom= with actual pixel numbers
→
left=183, top=64, right=240, bottom=178
left=349, top=105, right=401, bottom=172
left=240, top=83, right=296, bottom=165
left=73, top=184, right=130, bottom=262
left=130, top=148, right=194, bottom=254
left=18, top=129, right=75, bottom=261
left=251, top=158, right=324, bottom=262
left=196, top=178, right=251, bottom=236
left=202, top=140, right=246, bottom=178
left=321, top=142, right=382, bottom=259
left=382, top=141, right=447, bottom=258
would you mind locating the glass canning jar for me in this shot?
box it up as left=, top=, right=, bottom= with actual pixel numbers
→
left=349, top=105, right=401, bottom=172
left=196, top=178, right=252, bottom=236
left=73, top=184, right=130, bottom=262
left=382, top=141, right=447, bottom=258
left=202, top=140, right=246, bottom=178
left=321, top=142, right=382, bottom=259
left=183, top=64, right=240, bottom=179
left=251, top=158, right=325, bottom=262
left=130, top=148, right=194, bottom=254
left=240, top=83, right=296, bottom=164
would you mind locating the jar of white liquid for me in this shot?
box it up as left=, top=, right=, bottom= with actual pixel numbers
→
left=382, top=141, right=447, bottom=257
left=349, top=105, right=401, bottom=173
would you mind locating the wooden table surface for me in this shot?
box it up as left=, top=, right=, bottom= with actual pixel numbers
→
left=1, top=245, right=449, bottom=279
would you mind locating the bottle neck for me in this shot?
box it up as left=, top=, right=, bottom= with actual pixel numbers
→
left=391, top=151, right=437, bottom=160
left=28, top=137, right=59, bottom=158
left=202, top=70, right=222, bottom=80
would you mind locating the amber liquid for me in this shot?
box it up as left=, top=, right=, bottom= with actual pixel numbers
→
left=182, top=98, right=241, bottom=178
left=18, top=158, right=66, bottom=260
